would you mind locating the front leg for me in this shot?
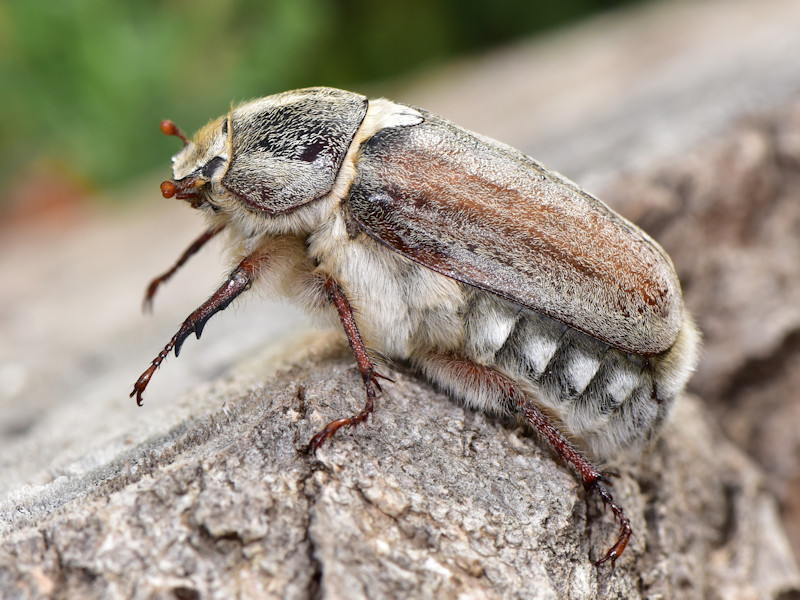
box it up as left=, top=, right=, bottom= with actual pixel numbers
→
left=131, top=252, right=261, bottom=405
left=142, top=225, right=225, bottom=312
left=307, top=276, right=390, bottom=453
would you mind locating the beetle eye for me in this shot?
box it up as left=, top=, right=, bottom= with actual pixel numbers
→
left=202, top=156, right=226, bottom=179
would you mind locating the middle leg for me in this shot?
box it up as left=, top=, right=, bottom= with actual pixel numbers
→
left=307, top=275, right=390, bottom=453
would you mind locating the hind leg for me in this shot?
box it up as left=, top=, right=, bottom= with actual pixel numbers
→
left=417, top=352, right=631, bottom=566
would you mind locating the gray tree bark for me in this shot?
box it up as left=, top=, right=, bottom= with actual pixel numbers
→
left=3, top=336, right=798, bottom=599
left=2, top=0, right=800, bottom=598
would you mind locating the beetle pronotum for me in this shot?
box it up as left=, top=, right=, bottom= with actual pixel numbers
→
left=133, top=87, right=700, bottom=565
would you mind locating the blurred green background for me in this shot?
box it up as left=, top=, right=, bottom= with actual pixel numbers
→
left=0, top=0, right=648, bottom=208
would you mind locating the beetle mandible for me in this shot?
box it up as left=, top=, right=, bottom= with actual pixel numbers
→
left=132, top=87, right=701, bottom=566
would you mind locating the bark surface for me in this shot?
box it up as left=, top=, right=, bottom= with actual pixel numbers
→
left=2, top=0, right=800, bottom=598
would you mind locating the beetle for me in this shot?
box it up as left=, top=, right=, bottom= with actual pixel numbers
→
left=132, top=87, right=701, bottom=566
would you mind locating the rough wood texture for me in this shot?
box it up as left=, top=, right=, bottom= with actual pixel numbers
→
left=1, top=335, right=797, bottom=599
left=2, top=0, right=800, bottom=598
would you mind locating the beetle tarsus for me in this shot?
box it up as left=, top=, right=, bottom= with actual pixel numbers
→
left=590, top=479, right=632, bottom=567
left=307, top=401, right=375, bottom=454
left=132, top=364, right=157, bottom=406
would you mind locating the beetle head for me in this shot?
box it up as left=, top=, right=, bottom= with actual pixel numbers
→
left=160, top=88, right=368, bottom=218
left=159, top=113, right=230, bottom=212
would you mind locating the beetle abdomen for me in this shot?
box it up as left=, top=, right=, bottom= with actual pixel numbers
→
left=422, top=289, right=698, bottom=458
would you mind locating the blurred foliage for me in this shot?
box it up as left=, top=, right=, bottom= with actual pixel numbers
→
left=0, top=0, right=648, bottom=201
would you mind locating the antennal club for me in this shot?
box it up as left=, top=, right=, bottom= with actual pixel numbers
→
left=160, top=119, right=189, bottom=146
left=160, top=181, right=178, bottom=198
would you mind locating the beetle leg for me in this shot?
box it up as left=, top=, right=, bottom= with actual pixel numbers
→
left=517, top=396, right=631, bottom=566
left=307, top=276, right=387, bottom=453
left=131, top=251, right=259, bottom=406
left=417, top=353, right=631, bottom=566
left=142, top=225, right=226, bottom=312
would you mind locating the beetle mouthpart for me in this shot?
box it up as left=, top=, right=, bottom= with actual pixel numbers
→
left=160, top=119, right=189, bottom=146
